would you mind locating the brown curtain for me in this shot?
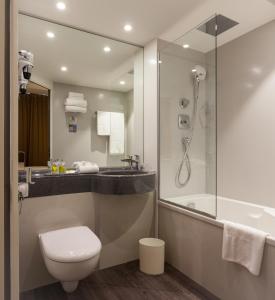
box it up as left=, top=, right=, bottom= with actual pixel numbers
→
left=19, top=93, right=50, bottom=166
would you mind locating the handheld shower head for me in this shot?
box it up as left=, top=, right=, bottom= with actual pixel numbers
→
left=192, top=65, right=206, bottom=82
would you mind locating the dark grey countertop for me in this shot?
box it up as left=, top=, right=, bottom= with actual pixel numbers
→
left=19, top=168, right=156, bottom=198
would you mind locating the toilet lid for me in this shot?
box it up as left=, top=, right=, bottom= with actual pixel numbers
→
left=39, top=226, right=101, bottom=263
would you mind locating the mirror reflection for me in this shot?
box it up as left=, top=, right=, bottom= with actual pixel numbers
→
left=18, top=14, right=144, bottom=170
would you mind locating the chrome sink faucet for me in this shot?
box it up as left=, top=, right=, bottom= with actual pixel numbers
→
left=121, top=155, right=140, bottom=170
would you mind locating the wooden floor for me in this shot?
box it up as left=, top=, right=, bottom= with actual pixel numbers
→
left=20, top=261, right=217, bottom=300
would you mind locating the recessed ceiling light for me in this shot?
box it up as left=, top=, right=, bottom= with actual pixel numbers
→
left=56, top=2, right=66, bottom=10
left=104, top=46, right=111, bottom=53
left=183, top=44, right=190, bottom=49
left=46, top=31, right=55, bottom=39
left=124, top=24, right=133, bottom=32
left=61, top=66, right=68, bottom=72
left=192, top=69, right=197, bottom=73
left=120, top=81, right=126, bottom=85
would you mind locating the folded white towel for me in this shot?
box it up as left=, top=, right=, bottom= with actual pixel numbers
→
left=65, top=98, right=87, bottom=108
left=222, top=221, right=268, bottom=275
left=69, top=92, right=84, bottom=99
left=65, top=105, right=87, bottom=113
left=72, top=161, right=99, bottom=173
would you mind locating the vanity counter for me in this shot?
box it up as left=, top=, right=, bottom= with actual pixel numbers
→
left=19, top=168, right=156, bottom=198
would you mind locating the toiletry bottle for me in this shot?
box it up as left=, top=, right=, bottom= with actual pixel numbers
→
left=59, top=160, right=66, bottom=174
left=52, top=160, right=59, bottom=175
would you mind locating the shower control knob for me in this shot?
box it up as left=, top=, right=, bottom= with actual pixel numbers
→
left=179, top=98, right=189, bottom=109
left=178, top=114, right=190, bottom=129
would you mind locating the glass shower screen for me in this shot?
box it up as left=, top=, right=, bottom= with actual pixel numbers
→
left=159, top=16, right=217, bottom=218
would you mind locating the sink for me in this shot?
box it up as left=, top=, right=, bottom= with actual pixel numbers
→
left=100, top=170, right=148, bottom=176
left=91, top=169, right=156, bottom=194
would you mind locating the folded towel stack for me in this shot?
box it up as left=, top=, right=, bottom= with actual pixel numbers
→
left=72, top=161, right=99, bottom=174
left=222, top=220, right=268, bottom=276
left=65, top=92, right=87, bottom=113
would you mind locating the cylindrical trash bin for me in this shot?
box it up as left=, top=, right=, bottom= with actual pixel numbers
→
left=139, top=238, right=165, bottom=275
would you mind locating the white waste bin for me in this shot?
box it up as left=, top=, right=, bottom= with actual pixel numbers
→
left=139, top=238, right=165, bottom=275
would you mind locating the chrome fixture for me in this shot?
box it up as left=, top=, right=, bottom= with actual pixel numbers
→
left=179, top=98, right=189, bottom=109
left=121, top=155, right=140, bottom=170
left=178, top=114, right=190, bottom=129
left=176, top=65, right=206, bottom=188
left=197, top=14, right=239, bottom=37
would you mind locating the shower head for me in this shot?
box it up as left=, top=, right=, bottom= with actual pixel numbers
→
left=192, top=65, right=206, bottom=81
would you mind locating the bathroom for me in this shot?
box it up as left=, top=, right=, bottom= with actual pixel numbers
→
left=1, top=0, right=275, bottom=299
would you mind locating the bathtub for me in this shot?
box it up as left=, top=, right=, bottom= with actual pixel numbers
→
left=159, top=196, right=275, bottom=300
left=163, top=193, right=275, bottom=237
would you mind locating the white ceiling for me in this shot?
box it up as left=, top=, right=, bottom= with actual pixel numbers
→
left=19, top=14, right=140, bottom=92
left=18, top=0, right=206, bottom=46
left=18, top=0, right=275, bottom=89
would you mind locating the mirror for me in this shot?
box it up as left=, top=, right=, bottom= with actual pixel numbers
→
left=18, top=14, right=144, bottom=170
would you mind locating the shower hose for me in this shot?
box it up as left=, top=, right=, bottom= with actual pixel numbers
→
left=175, top=78, right=200, bottom=188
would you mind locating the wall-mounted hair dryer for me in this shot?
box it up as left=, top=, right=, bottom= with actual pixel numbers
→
left=18, top=50, right=34, bottom=94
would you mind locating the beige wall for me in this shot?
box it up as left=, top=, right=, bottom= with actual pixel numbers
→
left=52, top=82, right=131, bottom=167
left=0, top=0, right=5, bottom=298
left=217, top=20, right=275, bottom=208
left=20, top=191, right=155, bottom=292
left=159, top=203, right=275, bottom=300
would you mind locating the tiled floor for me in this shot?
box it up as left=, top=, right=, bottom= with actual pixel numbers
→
left=20, top=261, right=218, bottom=300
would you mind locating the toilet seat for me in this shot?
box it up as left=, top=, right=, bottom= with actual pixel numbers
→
left=39, top=226, right=101, bottom=263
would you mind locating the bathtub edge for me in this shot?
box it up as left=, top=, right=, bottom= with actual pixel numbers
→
left=158, top=200, right=275, bottom=247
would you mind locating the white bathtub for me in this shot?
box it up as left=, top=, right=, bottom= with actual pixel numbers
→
left=159, top=198, right=275, bottom=300
left=163, top=193, right=275, bottom=237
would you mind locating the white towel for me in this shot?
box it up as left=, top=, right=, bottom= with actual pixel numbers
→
left=109, top=112, right=124, bottom=155
left=72, top=161, right=99, bottom=173
left=65, top=105, right=87, bottom=113
left=69, top=92, right=84, bottom=99
left=65, top=98, right=87, bottom=108
left=222, top=221, right=268, bottom=275
left=97, top=111, right=111, bottom=136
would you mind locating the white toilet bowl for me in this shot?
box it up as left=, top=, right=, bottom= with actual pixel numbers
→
left=39, top=226, right=101, bottom=293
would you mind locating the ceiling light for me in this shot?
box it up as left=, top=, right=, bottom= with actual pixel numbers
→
left=46, top=31, right=55, bottom=39
left=61, top=66, right=68, bottom=72
left=192, top=69, right=197, bottom=73
left=124, top=24, right=133, bottom=32
left=56, top=2, right=66, bottom=10
left=183, top=44, right=190, bottom=49
left=120, top=81, right=126, bottom=85
left=104, top=46, right=111, bottom=53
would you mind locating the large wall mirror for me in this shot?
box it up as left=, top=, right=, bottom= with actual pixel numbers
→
left=18, top=14, right=144, bottom=169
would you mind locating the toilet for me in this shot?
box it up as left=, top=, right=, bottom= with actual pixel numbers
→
left=39, top=226, right=101, bottom=293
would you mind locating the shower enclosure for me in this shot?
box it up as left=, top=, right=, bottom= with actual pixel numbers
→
left=159, top=16, right=217, bottom=217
